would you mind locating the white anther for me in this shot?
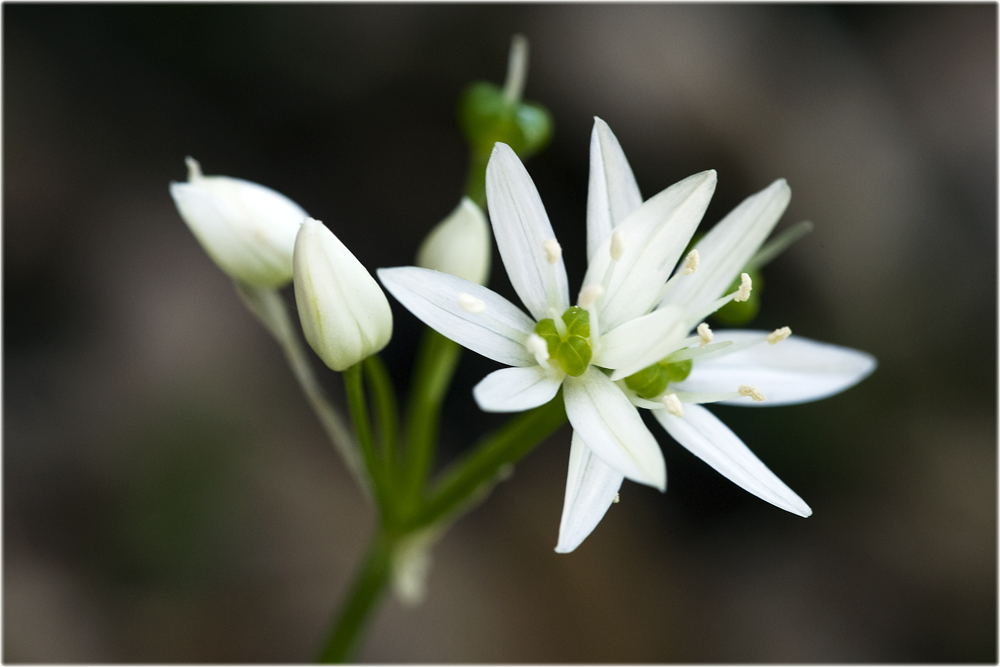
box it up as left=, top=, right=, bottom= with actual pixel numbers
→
left=525, top=333, right=550, bottom=362
left=738, top=384, right=765, bottom=402
left=661, top=393, right=684, bottom=417
left=610, top=230, right=626, bottom=261
left=767, top=326, right=791, bottom=345
left=682, top=249, right=700, bottom=275
left=613, top=493, right=620, bottom=504
left=185, top=156, right=203, bottom=182
left=696, top=322, right=713, bottom=348
left=578, top=284, right=605, bottom=310
left=457, top=292, right=486, bottom=314
left=734, top=272, right=752, bottom=302
left=544, top=239, right=562, bottom=264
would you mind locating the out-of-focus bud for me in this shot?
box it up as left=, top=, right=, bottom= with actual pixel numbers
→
left=293, top=218, right=393, bottom=371
left=170, top=157, right=308, bottom=287
left=415, top=198, right=491, bottom=285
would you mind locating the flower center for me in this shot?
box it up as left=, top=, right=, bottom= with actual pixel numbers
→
left=623, top=356, right=693, bottom=399
left=534, top=306, right=592, bottom=376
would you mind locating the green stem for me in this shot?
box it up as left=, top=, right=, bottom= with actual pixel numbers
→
left=363, top=355, right=400, bottom=478
left=402, top=329, right=462, bottom=509
left=410, top=394, right=567, bottom=530
left=343, top=364, right=391, bottom=512
left=317, top=531, right=396, bottom=663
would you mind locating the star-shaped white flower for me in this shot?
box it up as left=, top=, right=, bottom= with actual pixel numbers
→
left=379, top=138, right=720, bottom=492
left=555, top=119, right=876, bottom=553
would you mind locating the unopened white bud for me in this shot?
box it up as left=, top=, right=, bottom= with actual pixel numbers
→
left=738, top=384, right=765, bottom=402
left=293, top=219, right=393, bottom=371
left=767, top=326, right=792, bottom=344
left=682, top=249, right=700, bottom=275
left=696, top=322, right=713, bottom=348
left=457, top=293, right=486, bottom=314
left=170, top=157, right=308, bottom=287
left=661, top=393, right=684, bottom=417
left=544, top=239, right=562, bottom=264
left=415, top=198, right=491, bottom=285
left=734, top=272, right=753, bottom=302
left=578, top=284, right=605, bottom=310
left=610, top=229, right=626, bottom=261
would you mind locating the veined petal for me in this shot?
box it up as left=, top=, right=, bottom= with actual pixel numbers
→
left=660, top=179, right=790, bottom=312
left=676, top=330, right=876, bottom=406
left=595, top=305, right=688, bottom=379
left=563, top=366, right=666, bottom=490
left=586, top=117, right=643, bottom=261
left=555, top=432, right=624, bottom=553
left=654, top=403, right=811, bottom=516
left=378, top=266, right=536, bottom=367
left=583, top=170, right=717, bottom=332
left=473, top=366, right=563, bottom=413
left=485, top=143, right=570, bottom=320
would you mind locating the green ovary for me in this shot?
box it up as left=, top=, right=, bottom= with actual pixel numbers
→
left=534, top=306, right=592, bottom=376
left=624, top=357, right=693, bottom=399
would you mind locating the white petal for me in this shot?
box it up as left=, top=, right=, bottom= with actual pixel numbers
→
left=594, top=305, right=688, bottom=380
left=563, top=367, right=666, bottom=490
left=555, top=432, right=624, bottom=553
left=654, top=403, right=811, bottom=516
left=660, top=179, right=790, bottom=312
left=586, top=117, right=643, bottom=261
left=676, top=330, right=876, bottom=406
left=378, top=266, right=536, bottom=367
left=485, top=143, right=570, bottom=320
left=473, top=366, right=563, bottom=413
left=583, top=170, right=717, bottom=332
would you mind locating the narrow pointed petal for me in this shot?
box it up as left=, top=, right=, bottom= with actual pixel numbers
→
left=676, top=330, right=876, bottom=406
left=563, top=367, right=666, bottom=490
left=583, top=171, right=717, bottom=332
left=555, top=432, right=624, bottom=553
left=654, top=403, right=811, bottom=516
left=595, top=305, right=688, bottom=379
left=485, top=143, right=570, bottom=320
left=473, top=366, right=563, bottom=413
left=660, top=179, right=790, bottom=312
left=378, top=266, right=536, bottom=367
left=586, top=117, right=643, bottom=261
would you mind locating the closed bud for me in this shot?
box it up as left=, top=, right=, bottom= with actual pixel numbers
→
left=293, top=219, right=393, bottom=371
left=415, top=198, right=491, bottom=285
left=170, top=157, right=307, bottom=287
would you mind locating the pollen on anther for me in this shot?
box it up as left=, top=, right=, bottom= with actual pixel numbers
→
left=613, top=493, right=620, bottom=504
left=738, top=384, right=765, bottom=402
left=610, top=230, right=626, bottom=261
left=697, top=322, right=713, bottom=348
left=544, top=239, right=562, bottom=264
left=525, top=333, right=550, bottom=361
left=578, top=284, right=605, bottom=309
left=457, top=292, right=486, bottom=314
left=767, top=326, right=791, bottom=344
left=683, top=249, right=700, bottom=275
left=734, top=272, right=753, bottom=302
left=661, top=393, right=684, bottom=417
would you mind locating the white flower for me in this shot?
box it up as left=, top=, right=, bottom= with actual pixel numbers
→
left=170, top=157, right=309, bottom=287
left=380, top=139, right=720, bottom=491
left=556, top=119, right=876, bottom=553
left=416, top=197, right=492, bottom=285
left=293, top=218, right=393, bottom=371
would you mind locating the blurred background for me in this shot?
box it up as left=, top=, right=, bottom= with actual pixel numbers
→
left=4, top=4, right=996, bottom=662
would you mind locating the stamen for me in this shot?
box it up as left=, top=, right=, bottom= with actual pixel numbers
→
left=525, top=333, right=550, bottom=366
left=457, top=292, right=486, bottom=314
left=682, top=249, right=700, bottom=275
left=185, top=156, right=203, bottom=182
left=502, top=34, right=529, bottom=105
left=544, top=239, right=562, bottom=264
left=673, top=390, right=744, bottom=403
left=578, top=284, right=605, bottom=310
left=663, top=340, right=732, bottom=363
left=697, top=322, right=713, bottom=347
left=661, top=393, right=684, bottom=417
left=767, top=326, right=791, bottom=344
left=738, top=384, right=765, bottom=402
left=734, top=272, right=752, bottom=302
left=610, top=230, right=626, bottom=261
left=613, top=493, right=620, bottom=504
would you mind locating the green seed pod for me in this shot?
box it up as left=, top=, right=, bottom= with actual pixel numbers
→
left=624, top=357, right=694, bottom=400
left=533, top=307, right=593, bottom=377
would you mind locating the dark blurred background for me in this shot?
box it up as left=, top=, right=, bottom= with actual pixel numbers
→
left=4, top=3, right=996, bottom=662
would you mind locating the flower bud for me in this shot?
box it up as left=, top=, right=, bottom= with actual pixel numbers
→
left=415, top=198, right=491, bottom=285
left=170, top=157, right=307, bottom=287
left=293, top=218, right=393, bottom=371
